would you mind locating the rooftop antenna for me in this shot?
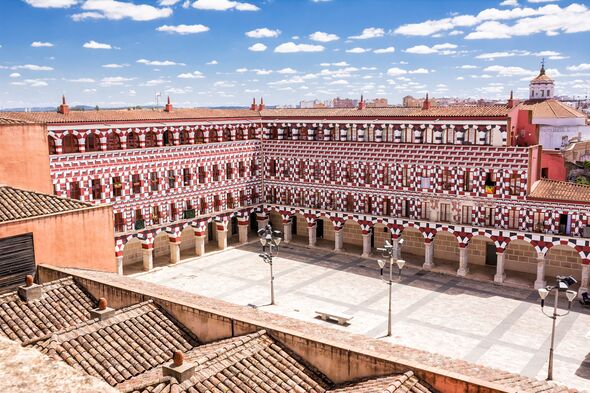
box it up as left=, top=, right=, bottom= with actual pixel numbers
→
left=155, top=91, right=162, bottom=108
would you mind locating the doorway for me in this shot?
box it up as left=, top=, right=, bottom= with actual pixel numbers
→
left=559, top=214, right=571, bottom=235
left=316, top=219, right=324, bottom=239
left=485, top=242, right=497, bottom=266
left=292, top=215, right=297, bottom=235
left=207, top=222, right=214, bottom=241
left=231, top=216, right=238, bottom=236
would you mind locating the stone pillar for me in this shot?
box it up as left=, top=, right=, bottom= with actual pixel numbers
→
left=142, top=243, right=153, bottom=272
left=334, top=227, right=344, bottom=252
left=423, top=241, right=434, bottom=271
left=391, top=237, right=401, bottom=259
left=169, top=238, right=181, bottom=264
left=457, top=245, right=469, bottom=277
left=195, top=231, right=206, bottom=256
left=307, top=223, right=317, bottom=247
left=534, top=253, right=547, bottom=289
left=216, top=223, right=228, bottom=250
left=238, top=218, right=249, bottom=244
left=283, top=219, right=292, bottom=243
left=257, top=215, right=269, bottom=232
left=116, top=254, right=123, bottom=275
left=361, top=232, right=372, bottom=258
left=579, top=262, right=590, bottom=298
left=494, top=251, right=506, bottom=284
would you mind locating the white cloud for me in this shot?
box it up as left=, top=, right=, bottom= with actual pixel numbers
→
left=235, top=68, right=248, bottom=73
left=386, top=67, right=430, bottom=76
left=346, top=47, right=369, bottom=53
left=248, top=43, right=267, bottom=52
left=100, top=76, right=136, bottom=86
left=177, top=70, right=204, bottom=79
left=11, top=79, right=49, bottom=87
left=24, top=0, right=77, bottom=7
left=141, top=79, right=169, bottom=86
left=83, top=40, right=113, bottom=49
left=373, top=46, right=395, bottom=54
left=74, top=0, right=172, bottom=21
left=448, top=30, right=464, bottom=35
left=12, top=64, right=54, bottom=71
left=277, top=67, right=297, bottom=74
left=409, top=68, right=429, bottom=74
left=102, top=63, right=129, bottom=68
left=456, top=76, right=465, bottom=80
left=253, top=69, right=273, bottom=75
left=156, top=24, right=209, bottom=34
left=83, top=88, right=97, bottom=93
left=483, top=65, right=535, bottom=76
left=158, top=0, right=181, bottom=5
left=476, top=49, right=564, bottom=60
left=567, top=63, right=590, bottom=72
left=500, top=0, right=519, bottom=6
left=274, top=42, right=324, bottom=53
left=137, top=59, right=185, bottom=66
left=457, top=64, right=478, bottom=69
left=404, top=42, right=457, bottom=55
left=309, top=31, right=339, bottom=42
left=206, top=60, right=218, bottom=65
left=246, top=28, right=280, bottom=38
left=349, top=27, right=384, bottom=39
left=65, top=78, right=96, bottom=82
left=328, top=79, right=348, bottom=85
left=192, top=0, right=259, bottom=11
left=386, top=67, right=407, bottom=76
left=31, top=41, right=54, bottom=47
left=9, top=73, right=21, bottom=78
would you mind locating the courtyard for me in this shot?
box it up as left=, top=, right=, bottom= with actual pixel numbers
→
left=135, top=240, right=590, bottom=391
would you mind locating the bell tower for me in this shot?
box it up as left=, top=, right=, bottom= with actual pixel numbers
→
left=529, top=59, right=554, bottom=100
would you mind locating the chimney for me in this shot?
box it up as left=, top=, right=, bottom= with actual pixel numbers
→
left=89, top=297, right=115, bottom=321
left=57, top=95, right=70, bottom=115
left=422, top=93, right=430, bottom=110
left=163, top=350, right=195, bottom=383
left=250, top=97, right=257, bottom=111
left=507, top=90, right=515, bottom=109
left=258, top=97, right=265, bottom=111
left=164, top=96, right=173, bottom=112
left=357, top=95, right=366, bottom=110
left=18, top=275, right=42, bottom=302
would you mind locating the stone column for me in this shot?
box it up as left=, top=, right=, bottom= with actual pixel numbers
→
left=142, top=243, right=154, bottom=272
left=116, top=254, right=123, bottom=275
left=216, top=223, right=228, bottom=250
left=283, top=219, right=292, bottom=243
left=334, top=227, right=344, bottom=252
left=391, top=237, right=401, bottom=259
left=169, top=238, right=181, bottom=264
left=307, top=223, right=317, bottom=247
left=194, top=231, right=206, bottom=256
left=361, top=232, right=372, bottom=258
left=534, top=253, right=547, bottom=289
left=257, top=215, right=269, bottom=232
left=238, top=218, right=249, bottom=244
left=423, top=241, right=434, bottom=271
left=579, top=263, right=590, bottom=298
left=457, top=245, right=469, bottom=277
left=494, top=251, right=506, bottom=284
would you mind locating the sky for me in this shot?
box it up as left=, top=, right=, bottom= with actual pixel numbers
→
left=1, top=0, right=590, bottom=109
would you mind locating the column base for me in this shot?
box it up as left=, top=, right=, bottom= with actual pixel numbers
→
left=457, top=267, right=469, bottom=277
left=534, top=279, right=547, bottom=289
left=422, top=262, right=434, bottom=271
left=361, top=252, right=371, bottom=258
left=494, top=273, right=505, bottom=284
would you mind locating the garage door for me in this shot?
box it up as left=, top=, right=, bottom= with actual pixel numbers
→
left=0, top=233, right=36, bottom=294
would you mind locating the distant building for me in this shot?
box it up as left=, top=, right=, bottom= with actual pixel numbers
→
left=402, top=95, right=436, bottom=108
left=367, top=98, right=388, bottom=107
left=299, top=100, right=326, bottom=109
left=332, top=97, right=357, bottom=108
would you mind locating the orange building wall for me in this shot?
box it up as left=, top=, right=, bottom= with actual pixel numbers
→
left=0, top=205, right=117, bottom=272
left=0, top=124, right=52, bottom=194
left=540, top=151, right=567, bottom=181
left=509, top=108, right=538, bottom=147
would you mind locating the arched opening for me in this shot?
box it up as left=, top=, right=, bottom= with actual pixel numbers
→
left=179, top=130, right=190, bottom=145
left=373, top=223, right=389, bottom=251
left=153, top=231, right=171, bottom=267
left=85, top=133, right=101, bottom=152
left=545, top=244, right=582, bottom=282
left=180, top=226, right=196, bottom=259
left=195, top=129, right=205, bottom=144
left=106, top=132, right=121, bottom=150
left=236, top=128, right=244, bottom=140
left=127, top=131, right=140, bottom=149
left=432, top=230, right=460, bottom=274
left=248, top=127, right=256, bottom=139
left=223, top=128, right=231, bottom=141
left=163, top=130, right=174, bottom=146
left=48, top=136, right=56, bottom=155
left=122, top=237, right=143, bottom=275
left=400, top=226, right=424, bottom=262
left=504, top=239, right=537, bottom=285
left=145, top=131, right=157, bottom=148
left=62, top=134, right=79, bottom=154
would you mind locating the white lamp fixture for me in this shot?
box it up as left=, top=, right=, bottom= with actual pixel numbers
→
left=566, top=290, right=577, bottom=302
left=538, top=288, right=549, bottom=300
left=377, top=259, right=386, bottom=269
left=396, top=259, right=406, bottom=270
left=260, top=238, right=267, bottom=246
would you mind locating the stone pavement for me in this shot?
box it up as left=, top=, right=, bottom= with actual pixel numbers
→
left=135, top=241, right=590, bottom=391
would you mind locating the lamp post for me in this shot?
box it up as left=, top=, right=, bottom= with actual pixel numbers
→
left=538, top=275, right=578, bottom=381
left=258, top=224, right=282, bottom=305
left=377, top=239, right=405, bottom=337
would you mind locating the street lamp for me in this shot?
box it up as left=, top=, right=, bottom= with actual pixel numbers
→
left=377, top=239, right=406, bottom=337
left=538, top=275, right=578, bottom=381
left=258, top=224, right=282, bottom=305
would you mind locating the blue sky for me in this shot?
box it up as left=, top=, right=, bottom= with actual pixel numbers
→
left=1, top=0, right=590, bottom=108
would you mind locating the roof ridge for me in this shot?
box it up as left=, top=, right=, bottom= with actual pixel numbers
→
left=0, top=185, right=93, bottom=207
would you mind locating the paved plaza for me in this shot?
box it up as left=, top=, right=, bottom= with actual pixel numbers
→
left=135, top=241, right=590, bottom=391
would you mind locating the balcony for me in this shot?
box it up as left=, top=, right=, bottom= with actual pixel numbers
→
left=183, top=209, right=196, bottom=219
left=134, top=219, right=145, bottom=230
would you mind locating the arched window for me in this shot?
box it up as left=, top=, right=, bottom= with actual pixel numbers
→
left=236, top=128, right=244, bottom=140
left=145, top=131, right=157, bottom=147
left=248, top=127, right=256, bottom=139
left=195, top=129, right=204, bottom=143
left=179, top=130, right=189, bottom=145
left=62, top=134, right=79, bottom=154
left=48, top=136, right=56, bottom=154
left=223, top=128, right=231, bottom=141
left=106, top=133, right=121, bottom=150
left=163, top=130, right=174, bottom=146
left=85, top=133, right=101, bottom=152
left=127, top=131, right=140, bottom=149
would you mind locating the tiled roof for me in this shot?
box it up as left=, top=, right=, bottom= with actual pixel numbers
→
left=0, top=277, right=96, bottom=343
left=519, top=99, right=587, bottom=119
left=34, top=300, right=200, bottom=387
left=0, top=117, right=34, bottom=125
left=0, top=185, right=93, bottom=223
left=0, top=108, right=260, bottom=125
left=529, top=179, right=590, bottom=204
left=261, top=106, right=511, bottom=118
left=122, top=331, right=433, bottom=393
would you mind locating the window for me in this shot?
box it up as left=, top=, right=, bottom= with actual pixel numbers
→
left=168, top=170, right=176, bottom=189
left=509, top=173, right=519, bottom=195
left=269, top=160, right=277, bottom=177
left=238, top=161, right=245, bottom=177
left=421, top=201, right=429, bottom=220
left=107, top=133, right=121, bottom=150
left=541, top=168, right=549, bottom=178
left=163, top=130, right=174, bottom=146
left=184, top=200, right=196, bottom=219
left=533, top=211, right=544, bottom=232
left=439, top=203, right=450, bottom=222
left=200, top=198, right=207, bottom=214
left=127, top=132, right=139, bottom=149
left=239, top=190, right=245, bottom=206
left=85, top=133, right=100, bottom=152
left=401, top=167, right=409, bottom=187
left=48, top=136, right=57, bottom=154
left=541, top=89, right=545, bottom=97
left=508, top=208, right=518, bottom=229
left=214, top=195, right=221, bottom=212
left=134, top=208, right=144, bottom=230
left=183, top=168, right=191, bottom=186
left=145, top=131, right=157, bottom=148
left=132, top=174, right=141, bottom=194
left=212, top=165, right=220, bottom=181
left=366, top=196, right=373, bottom=214
left=170, top=203, right=177, bottom=221
left=112, top=176, right=122, bottom=197
left=401, top=199, right=410, bottom=218
left=251, top=159, right=258, bottom=175
left=69, top=181, right=81, bottom=200
left=114, top=213, right=125, bottom=232
left=461, top=205, right=473, bottom=225
left=344, top=164, right=351, bottom=182
left=463, top=169, right=473, bottom=192
left=152, top=206, right=160, bottom=224
left=420, top=169, right=430, bottom=189
left=227, top=192, right=234, bottom=208
left=365, top=166, right=371, bottom=185
left=298, top=161, right=305, bottom=179
left=195, top=129, right=204, bottom=144
left=383, top=165, right=390, bottom=186
left=485, top=171, right=497, bottom=194
left=179, top=130, right=189, bottom=145
left=384, top=198, right=392, bottom=216
left=347, top=194, right=354, bottom=212
left=150, top=172, right=159, bottom=192
left=198, top=167, right=206, bottom=184
left=62, top=134, right=79, bottom=154
left=442, top=168, right=452, bottom=190
left=226, top=163, right=233, bottom=180
left=91, top=179, right=101, bottom=200
left=283, top=162, right=290, bottom=177
left=485, top=207, right=494, bottom=227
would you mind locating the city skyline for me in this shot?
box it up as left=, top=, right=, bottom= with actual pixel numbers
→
left=2, top=0, right=590, bottom=108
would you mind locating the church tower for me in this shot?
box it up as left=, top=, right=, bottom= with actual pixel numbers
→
left=529, top=59, right=554, bottom=100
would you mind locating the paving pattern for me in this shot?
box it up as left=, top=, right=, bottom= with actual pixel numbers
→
left=135, top=242, right=590, bottom=391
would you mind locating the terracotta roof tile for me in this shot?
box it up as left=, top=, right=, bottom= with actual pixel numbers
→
left=529, top=179, right=590, bottom=204
left=0, top=277, right=96, bottom=343
left=519, top=99, right=587, bottom=119
left=0, top=185, right=93, bottom=223
left=0, top=117, right=34, bottom=125
left=34, top=300, right=199, bottom=387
